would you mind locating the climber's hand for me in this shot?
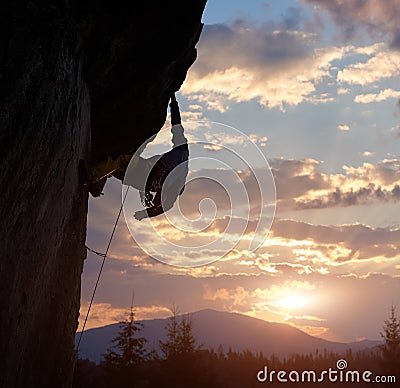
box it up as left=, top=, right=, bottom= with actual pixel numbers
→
left=134, top=210, right=147, bottom=221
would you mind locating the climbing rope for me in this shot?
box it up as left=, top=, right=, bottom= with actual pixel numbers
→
left=76, top=187, right=130, bottom=352
left=85, top=245, right=107, bottom=258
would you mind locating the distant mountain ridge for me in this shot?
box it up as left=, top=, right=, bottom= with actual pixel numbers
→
left=76, top=309, right=381, bottom=363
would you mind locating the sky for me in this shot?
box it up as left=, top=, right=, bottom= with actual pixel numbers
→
left=80, top=0, right=400, bottom=343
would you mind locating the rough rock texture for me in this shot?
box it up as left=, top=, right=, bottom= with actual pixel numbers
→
left=0, top=1, right=206, bottom=387
left=83, top=2, right=205, bottom=162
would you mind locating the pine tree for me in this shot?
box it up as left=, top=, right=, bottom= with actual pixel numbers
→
left=159, top=306, right=180, bottom=360
left=101, top=302, right=147, bottom=387
left=177, top=314, right=198, bottom=355
left=380, top=305, right=400, bottom=373
left=157, top=307, right=204, bottom=387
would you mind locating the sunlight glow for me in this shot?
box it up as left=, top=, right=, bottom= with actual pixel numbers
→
left=281, top=295, right=309, bottom=310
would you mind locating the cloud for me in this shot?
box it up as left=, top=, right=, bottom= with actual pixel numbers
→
left=337, top=87, right=350, bottom=95
left=78, top=302, right=177, bottom=330
left=202, top=144, right=223, bottom=151
left=343, top=159, right=400, bottom=185
left=183, top=16, right=400, bottom=110
left=85, top=158, right=399, bottom=275
left=303, top=0, right=400, bottom=48
left=337, top=49, right=400, bottom=85
left=249, top=133, right=268, bottom=147
left=271, top=219, right=400, bottom=263
left=360, top=151, right=375, bottom=157
left=203, top=280, right=316, bottom=316
left=297, top=183, right=400, bottom=209
left=270, top=158, right=330, bottom=211
left=175, top=166, right=272, bottom=221
left=80, top=245, right=400, bottom=342
left=337, top=124, right=350, bottom=131
left=354, top=88, right=400, bottom=103
left=171, top=158, right=400, bottom=219
left=182, top=22, right=345, bottom=110
left=134, top=305, right=172, bottom=320
left=199, top=276, right=399, bottom=341
left=390, top=126, right=400, bottom=139
left=203, top=285, right=231, bottom=301
left=270, top=158, right=400, bottom=210
left=203, top=284, right=249, bottom=306
left=78, top=302, right=129, bottom=330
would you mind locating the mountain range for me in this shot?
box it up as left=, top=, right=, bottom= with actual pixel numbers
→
left=76, top=309, right=381, bottom=363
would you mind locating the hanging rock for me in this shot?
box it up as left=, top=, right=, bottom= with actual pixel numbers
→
left=0, top=1, right=206, bottom=387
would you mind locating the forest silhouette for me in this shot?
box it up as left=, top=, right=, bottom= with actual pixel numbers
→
left=73, top=306, right=399, bottom=388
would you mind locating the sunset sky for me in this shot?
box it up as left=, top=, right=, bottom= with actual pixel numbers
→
left=80, top=0, right=400, bottom=343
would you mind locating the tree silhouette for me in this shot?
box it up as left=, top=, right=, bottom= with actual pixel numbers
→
left=73, top=358, right=103, bottom=388
left=156, top=307, right=208, bottom=387
left=101, top=300, right=147, bottom=387
left=159, top=306, right=202, bottom=360
left=380, top=305, right=400, bottom=373
left=159, top=306, right=180, bottom=360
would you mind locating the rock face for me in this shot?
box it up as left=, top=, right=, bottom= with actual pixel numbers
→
left=0, top=1, right=206, bottom=387
left=84, top=2, right=205, bottom=163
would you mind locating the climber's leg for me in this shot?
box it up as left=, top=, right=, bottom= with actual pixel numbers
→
left=78, top=155, right=132, bottom=197
left=90, top=154, right=132, bottom=183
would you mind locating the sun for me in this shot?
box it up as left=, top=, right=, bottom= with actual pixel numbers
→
left=281, top=295, right=308, bottom=310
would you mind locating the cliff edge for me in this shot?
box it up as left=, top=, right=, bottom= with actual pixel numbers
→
left=0, top=1, right=206, bottom=387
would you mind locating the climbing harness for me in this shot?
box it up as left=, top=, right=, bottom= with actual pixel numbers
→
left=76, top=187, right=130, bottom=352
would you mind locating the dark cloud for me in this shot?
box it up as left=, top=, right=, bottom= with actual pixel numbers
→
left=303, top=0, right=400, bottom=48
left=178, top=171, right=232, bottom=216
left=270, top=158, right=329, bottom=200
left=182, top=18, right=338, bottom=109
left=281, top=7, right=305, bottom=30
left=208, top=215, right=264, bottom=236
left=196, top=21, right=313, bottom=76
left=392, top=127, right=400, bottom=139
left=89, top=161, right=400, bottom=239
left=297, top=183, right=400, bottom=209
left=163, top=158, right=400, bottom=217
left=176, top=167, right=271, bottom=220
left=269, top=158, right=400, bottom=210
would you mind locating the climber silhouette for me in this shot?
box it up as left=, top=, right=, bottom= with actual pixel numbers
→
left=79, top=94, right=189, bottom=220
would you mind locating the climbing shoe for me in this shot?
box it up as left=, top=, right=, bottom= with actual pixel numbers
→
left=87, top=180, right=105, bottom=197
left=78, top=159, right=104, bottom=197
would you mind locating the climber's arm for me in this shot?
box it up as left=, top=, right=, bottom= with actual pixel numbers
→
left=134, top=189, right=176, bottom=220
left=170, top=94, right=187, bottom=148
left=134, top=203, right=171, bottom=220
left=170, top=93, right=181, bottom=126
